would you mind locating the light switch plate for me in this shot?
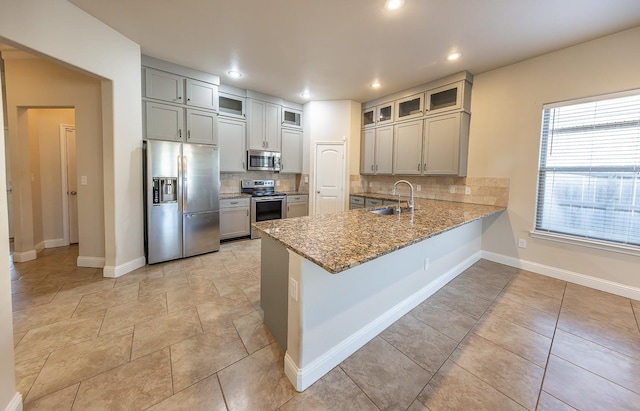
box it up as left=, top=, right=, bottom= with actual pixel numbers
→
left=518, top=238, right=527, bottom=248
left=449, top=186, right=456, bottom=194
left=416, top=184, right=422, bottom=191
left=81, top=176, right=88, bottom=185
left=275, top=180, right=280, bottom=186
left=465, top=186, right=471, bottom=195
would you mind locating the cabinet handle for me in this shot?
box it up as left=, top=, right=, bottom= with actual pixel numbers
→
left=179, top=129, right=182, bottom=139
left=376, top=164, right=378, bottom=171
left=178, top=96, right=182, bottom=100
left=418, top=163, right=420, bottom=171
left=187, top=98, right=191, bottom=101
left=423, top=163, right=427, bottom=171
left=187, top=130, right=191, bottom=139
left=242, top=161, right=245, bottom=169
left=371, top=165, right=374, bottom=171
left=230, top=201, right=239, bottom=204
left=246, top=210, right=249, bottom=216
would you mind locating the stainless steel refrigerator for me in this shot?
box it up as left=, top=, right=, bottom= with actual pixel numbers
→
left=144, top=140, right=220, bottom=264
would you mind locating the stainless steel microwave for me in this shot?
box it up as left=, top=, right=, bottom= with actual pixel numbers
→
left=247, top=150, right=281, bottom=171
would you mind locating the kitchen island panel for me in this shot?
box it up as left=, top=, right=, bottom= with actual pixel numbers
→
left=284, top=219, right=482, bottom=391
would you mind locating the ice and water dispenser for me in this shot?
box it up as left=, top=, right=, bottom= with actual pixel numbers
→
left=152, top=177, right=178, bottom=204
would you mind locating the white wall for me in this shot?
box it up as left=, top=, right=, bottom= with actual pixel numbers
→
left=0, top=0, right=144, bottom=275
left=469, top=26, right=640, bottom=290
left=0, top=1, right=143, bottom=408
left=303, top=100, right=360, bottom=213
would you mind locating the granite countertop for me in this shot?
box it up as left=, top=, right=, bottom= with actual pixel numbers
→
left=253, top=199, right=505, bottom=274
left=221, top=193, right=252, bottom=200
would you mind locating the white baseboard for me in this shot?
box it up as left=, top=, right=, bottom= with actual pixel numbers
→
left=103, top=256, right=146, bottom=278
left=34, top=241, right=45, bottom=254
left=77, top=256, right=106, bottom=268
left=4, top=392, right=22, bottom=411
left=285, top=251, right=481, bottom=392
left=482, top=251, right=640, bottom=301
left=12, top=250, right=36, bottom=263
left=44, top=238, right=67, bottom=248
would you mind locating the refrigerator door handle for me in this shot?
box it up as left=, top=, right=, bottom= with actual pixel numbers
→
left=183, top=155, right=188, bottom=212
left=177, top=155, right=183, bottom=212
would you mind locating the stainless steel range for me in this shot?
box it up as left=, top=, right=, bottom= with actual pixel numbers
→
left=241, top=180, right=287, bottom=239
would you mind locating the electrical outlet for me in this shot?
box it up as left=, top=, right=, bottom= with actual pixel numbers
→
left=424, top=257, right=430, bottom=270
left=304, top=176, right=309, bottom=183
left=518, top=238, right=527, bottom=248
left=449, top=186, right=456, bottom=194
left=465, top=186, right=471, bottom=195
left=369, top=182, right=373, bottom=188
left=275, top=180, right=280, bottom=186
left=290, top=278, right=298, bottom=301
left=416, top=184, right=422, bottom=191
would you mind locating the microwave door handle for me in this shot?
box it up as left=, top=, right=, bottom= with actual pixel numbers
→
left=183, top=155, right=188, bottom=212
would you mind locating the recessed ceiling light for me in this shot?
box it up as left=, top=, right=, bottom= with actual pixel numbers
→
left=371, top=81, right=381, bottom=89
left=300, top=91, right=311, bottom=99
left=227, top=70, right=242, bottom=78
left=384, top=0, right=405, bottom=11
left=447, top=52, right=462, bottom=61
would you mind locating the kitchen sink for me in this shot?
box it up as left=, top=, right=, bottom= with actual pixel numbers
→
left=369, top=206, right=414, bottom=215
left=369, top=207, right=396, bottom=215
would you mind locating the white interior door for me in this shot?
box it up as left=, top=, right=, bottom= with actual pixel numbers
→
left=66, top=127, right=79, bottom=244
left=314, top=143, right=345, bottom=215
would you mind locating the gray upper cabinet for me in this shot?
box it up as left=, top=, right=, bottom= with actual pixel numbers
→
left=395, top=93, right=424, bottom=122
left=282, top=107, right=302, bottom=129
left=247, top=98, right=281, bottom=151
left=423, top=112, right=470, bottom=175
left=219, top=93, right=246, bottom=118
left=218, top=117, right=246, bottom=172
left=142, top=59, right=220, bottom=145
left=145, top=102, right=184, bottom=142
left=186, top=109, right=218, bottom=145
left=362, top=71, right=472, bottom=176
left=144, top=68, right=184, bottom=103
left=361, top=125, right=393, bottom=175
left=393, top=120, right=423, bottom=175
left=281, top=128, right=303, bottom=173
left=186, top=78, right=219, bottom=111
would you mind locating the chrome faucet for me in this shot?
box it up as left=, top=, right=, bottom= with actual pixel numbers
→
left=391, top=180, right=414, bottom=212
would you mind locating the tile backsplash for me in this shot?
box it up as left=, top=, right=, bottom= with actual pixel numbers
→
left=351, top=174, right=509, bottom=207
left=221, top=172, right=302, bottom=194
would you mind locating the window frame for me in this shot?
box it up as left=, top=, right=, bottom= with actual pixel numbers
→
left=532, top=89, right=640, bottom=256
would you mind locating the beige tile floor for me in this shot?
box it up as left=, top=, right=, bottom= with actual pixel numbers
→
left=10, top=239, right=640, bottom=410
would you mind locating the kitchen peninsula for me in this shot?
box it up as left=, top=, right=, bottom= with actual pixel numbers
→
left=254, top=199, right=504, bottom=391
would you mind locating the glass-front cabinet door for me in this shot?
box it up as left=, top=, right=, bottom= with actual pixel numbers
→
left=218, top=93, right=245, bottom=118
left=376, top=103, right=394, bottom=125
left=362, top=107, right=375, bottom=128
left=395, top=93, right=424, bottom=121
left=426, top=81, right=462, bottom=115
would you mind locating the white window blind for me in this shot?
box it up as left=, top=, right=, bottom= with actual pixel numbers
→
left=535, top=90, right=640, bottom=248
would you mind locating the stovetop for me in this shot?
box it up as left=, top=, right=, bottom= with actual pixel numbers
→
left=241, top=179, right=286, bottom=197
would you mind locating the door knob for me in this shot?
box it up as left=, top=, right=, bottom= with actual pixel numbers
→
left=316, top=191, right=320, bottom=194
left=70, top=191, right=77, bottom=195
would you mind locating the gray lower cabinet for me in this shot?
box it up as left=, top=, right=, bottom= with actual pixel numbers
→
left=349, top=195, right=365, bottom=209
left=286, top=195, right=308, bottom=218
left=364, top=198, right=383, bottom=207
left=220, top=198, right=250, bottom=240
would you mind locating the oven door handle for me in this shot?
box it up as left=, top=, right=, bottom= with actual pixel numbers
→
left=253, top=196, right=286, bottom=202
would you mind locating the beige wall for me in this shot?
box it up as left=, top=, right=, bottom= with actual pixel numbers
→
left=4, top=54, right=104, bottom=260
left=468, top=26, right=640, bottom=289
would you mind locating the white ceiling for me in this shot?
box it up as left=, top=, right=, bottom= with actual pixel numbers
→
left=67, top=0, right=640, bottom=104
